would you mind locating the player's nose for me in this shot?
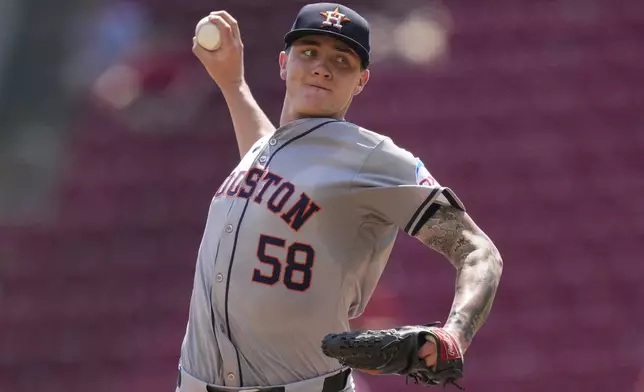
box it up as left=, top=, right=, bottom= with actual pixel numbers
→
left=312, top=64, right=332, bottom=80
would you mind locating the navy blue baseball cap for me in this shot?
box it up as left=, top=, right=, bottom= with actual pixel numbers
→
left=284, top=3, right=371, bottom=69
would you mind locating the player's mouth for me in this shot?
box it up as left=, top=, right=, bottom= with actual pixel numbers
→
left=305, top=83, right=332, bottom=92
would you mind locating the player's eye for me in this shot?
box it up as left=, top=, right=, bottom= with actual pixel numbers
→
left=302, top=49, right=316, bottom=57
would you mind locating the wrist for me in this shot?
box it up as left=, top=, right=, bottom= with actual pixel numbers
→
left=219, top=78, right=247, bottom=95
left=442, top=326, right=469, bottom=354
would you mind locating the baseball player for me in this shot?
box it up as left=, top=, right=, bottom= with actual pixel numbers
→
left=178, top=3, right=503, bottom=392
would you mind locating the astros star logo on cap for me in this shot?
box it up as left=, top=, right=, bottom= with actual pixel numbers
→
left=320, top=7, right=350, bottom=30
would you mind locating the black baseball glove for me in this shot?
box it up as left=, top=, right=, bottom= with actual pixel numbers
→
left=321, top=323, right=464, bottom=389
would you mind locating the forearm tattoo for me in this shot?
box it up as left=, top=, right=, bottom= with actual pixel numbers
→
left=415, top=205, right=503, bottom=351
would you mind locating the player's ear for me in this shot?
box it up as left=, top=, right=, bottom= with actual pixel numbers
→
left=353, top=69, right=370, bottom=95
left=279, top=51, right=288, bottom=80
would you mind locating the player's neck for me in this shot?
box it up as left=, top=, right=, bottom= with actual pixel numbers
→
left=279, top=98, right=345, bottom=127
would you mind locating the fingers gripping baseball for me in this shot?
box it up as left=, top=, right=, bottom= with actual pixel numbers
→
left=213, top=11, right=241, bottom=41
left=193, top=11, right=244, bottom=88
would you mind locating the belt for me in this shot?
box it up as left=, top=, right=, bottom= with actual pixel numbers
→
left=178, top=368, right=351, bottom=392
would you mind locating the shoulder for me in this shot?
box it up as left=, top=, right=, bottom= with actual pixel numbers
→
left=332, top=120, right=393, bottom=150
left=349, top=125, right=438, bottom=186
left=339, top=122, right=413, bottom=157
left=343, top=126, right=419, bottom=173
left=356, top=130, right=417, bottom=168
left=324, top=120, right=426, bottom=175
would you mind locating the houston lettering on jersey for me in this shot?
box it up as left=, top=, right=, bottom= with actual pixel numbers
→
left=214, top=167, right=321, bottom=231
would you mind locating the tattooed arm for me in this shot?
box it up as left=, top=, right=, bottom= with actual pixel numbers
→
left=414, top=205, right=503, bottom=353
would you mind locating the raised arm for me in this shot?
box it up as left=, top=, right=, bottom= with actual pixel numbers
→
left=219, top=81, right=276, bottom=157
left=414, top=205, right=503, bottom=353
left=192, top=11, right=275, bottom=157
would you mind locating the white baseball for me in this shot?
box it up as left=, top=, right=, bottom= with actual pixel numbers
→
left=195, top=17, right=221, bottom=51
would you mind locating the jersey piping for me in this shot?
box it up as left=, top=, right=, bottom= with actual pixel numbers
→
left=222, top=120, right=340, bottom=386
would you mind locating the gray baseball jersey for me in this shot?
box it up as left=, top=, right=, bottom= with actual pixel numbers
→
left=178, top=117, right=465, bottom=389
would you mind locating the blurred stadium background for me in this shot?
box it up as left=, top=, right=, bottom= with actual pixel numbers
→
left=1, top=0, right=643, bottom=391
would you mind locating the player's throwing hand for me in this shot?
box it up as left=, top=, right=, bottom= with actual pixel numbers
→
left=192, top=11, right=244, bottom=89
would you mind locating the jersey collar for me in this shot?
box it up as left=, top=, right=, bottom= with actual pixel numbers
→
left=274, top=117, right=343, bottom=140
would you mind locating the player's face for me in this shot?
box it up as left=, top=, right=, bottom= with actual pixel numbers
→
left=279, top=35, right=369, bottom=118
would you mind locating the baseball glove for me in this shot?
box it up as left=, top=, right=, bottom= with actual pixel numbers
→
left=321, top=323, right=464, bottom=389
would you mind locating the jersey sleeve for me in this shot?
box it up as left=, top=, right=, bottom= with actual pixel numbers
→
left=350, top=137, right=465, bottom=236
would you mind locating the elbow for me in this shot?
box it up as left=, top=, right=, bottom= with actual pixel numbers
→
left=475, top=230, right=503, bottom=276
left=472, top=238, right=503, bottom=279
left=489, top=242, right=503, bottom=279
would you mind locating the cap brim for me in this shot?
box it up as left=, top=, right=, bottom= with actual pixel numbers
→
left=284, top=28, right=369, bottom=68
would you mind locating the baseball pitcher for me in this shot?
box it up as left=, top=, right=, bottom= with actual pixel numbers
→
left=177, top=3, right=503, bottom=392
